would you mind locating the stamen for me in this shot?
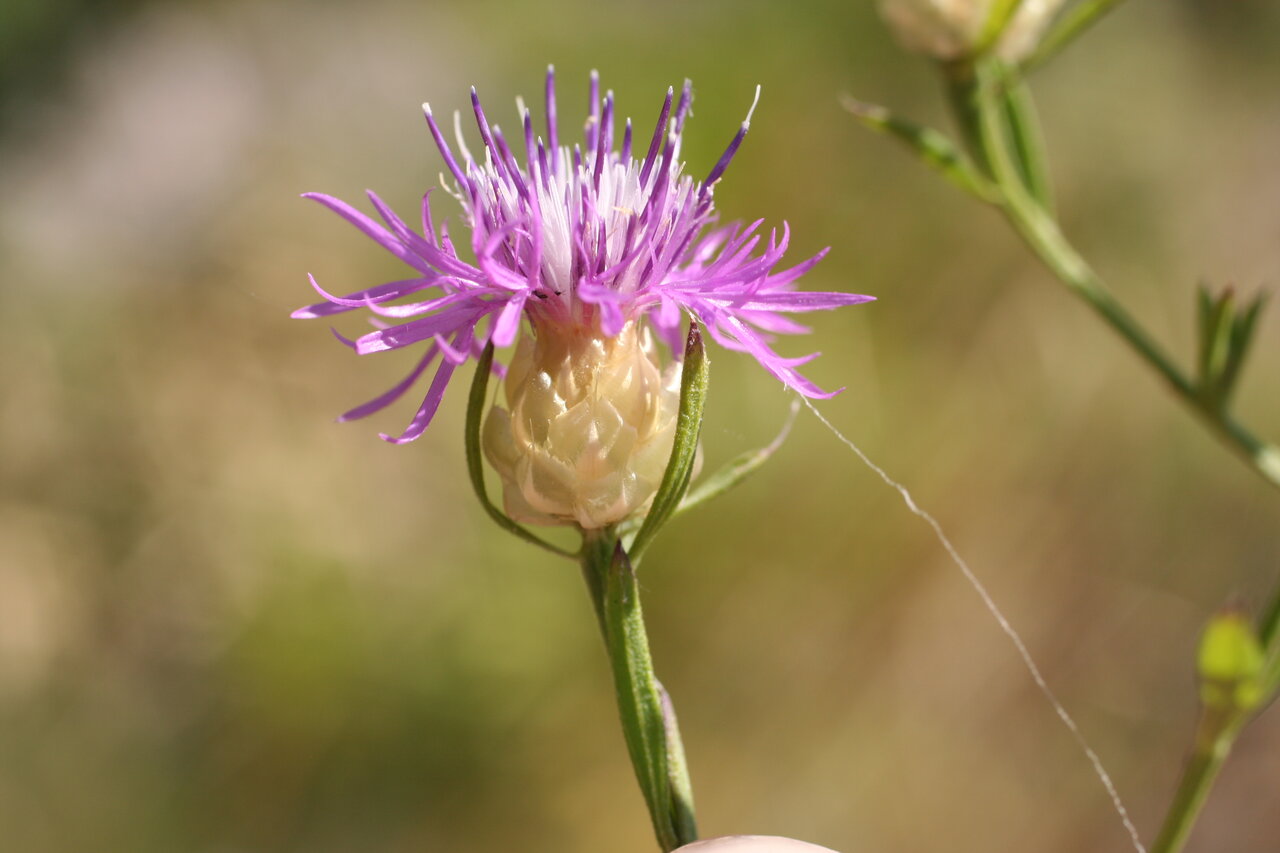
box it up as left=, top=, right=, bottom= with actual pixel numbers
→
left=673, top=79, right=693, bottom=135
left=585, top=69, right=601, bottom=152
left=703, top=84, right=761, bottom=194
left=593, top=91, right=612, bottom=190
left=470, top=87, right=508, bottom=183
left=422, top=103, right=470, bottom=190
left=447, top=110, right=474, bottom=171
left=639, top=87, right=674, bottom=186
left=603, top=89, right=616, bottom=154
left=545, top=65, right=559, bottom=171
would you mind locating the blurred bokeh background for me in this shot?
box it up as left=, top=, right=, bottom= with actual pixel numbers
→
left=1, top=1, right=1278, bottom=851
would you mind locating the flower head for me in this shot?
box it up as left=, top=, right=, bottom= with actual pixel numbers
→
left=878, top=0, right=1068, bottom=61
left=296, top=68, right=873, bottom=445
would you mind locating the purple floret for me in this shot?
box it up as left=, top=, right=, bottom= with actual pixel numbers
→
left=296, top=67, right=874, bottom=443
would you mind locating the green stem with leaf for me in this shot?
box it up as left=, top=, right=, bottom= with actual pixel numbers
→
left=958, top=60, right=1280, bottom=495
left=962, top=57, right=1280, bottom=853
left=580, top=529, right=698, bottom=851
left=574, top=323, right=710, bottom=851
left=1150, top=724, right=1233, bottom=853
left=846, top=45, right=1280, bottom=853
left=1153, top=612, right=1277, bottom=853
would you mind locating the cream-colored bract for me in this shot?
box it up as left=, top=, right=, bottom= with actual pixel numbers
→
left=483, top=320, right=681, bottom=529
left=877, top=0, right=1068, bottom=61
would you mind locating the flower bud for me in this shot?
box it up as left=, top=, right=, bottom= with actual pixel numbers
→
left=878, top=0, right=1067, bottom=62
left=1197, top=611, right=1266, bottom=715
left=483, top=321, right=681, bottom=530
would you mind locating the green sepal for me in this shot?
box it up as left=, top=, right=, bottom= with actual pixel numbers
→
left=464, top=341, right=577, bottom=559
left=841, top=95, right=998, bottom=203
left=626, top=321, right=710, bottom=565
left=1195, top=285, right=1268, bottom=412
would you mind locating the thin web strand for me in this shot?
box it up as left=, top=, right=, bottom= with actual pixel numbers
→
left=801, top=397, right=1147, bottom=853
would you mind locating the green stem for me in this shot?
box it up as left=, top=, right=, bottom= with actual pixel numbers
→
left=580, top=529, right=698, bottom=851
left=1151, top=715, right=1239, bottom=853
left=967, top=60, right=1280, bottom=494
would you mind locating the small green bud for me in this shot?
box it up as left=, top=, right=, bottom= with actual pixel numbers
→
left=1197, top=612, right=1266, bottom=714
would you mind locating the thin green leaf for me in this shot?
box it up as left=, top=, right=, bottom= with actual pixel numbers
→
left=656, top=682, right=697, bottom=843
left=628, top=321, right=710, bottom=565
left=1197, top=287, right=1234, bottom=403
left=465, top=342, right=577, bottom=559
left=590, top=537, right=696, bottom=850
left=1023, top=0, right=1131, bottom=73
left=674, top=398, right=799, bottom=517
left=999, top=72, right=1055, bottom=211
left=976, top=0, right=1026, bottom=54
left=1221, top=292, right=1269, bottom=402
left=842, top=94, right=997, bottom=202
left=1195, top=282, right=1215, bottom=364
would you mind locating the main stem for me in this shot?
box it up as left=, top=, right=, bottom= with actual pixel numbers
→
left=995, top=161, right=1280, bottom=491
left=580, top=528, right=698, bottom=851
left=1150, top=716, right=1237, bottom=853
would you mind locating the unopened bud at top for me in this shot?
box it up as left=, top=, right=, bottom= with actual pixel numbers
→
left=878, top=0, right=1068, bottom=62
left=483, top=320, right=681, bottom=530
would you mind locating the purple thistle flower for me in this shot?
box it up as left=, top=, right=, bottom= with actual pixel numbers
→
left=296, top=68, right=874, bottom=444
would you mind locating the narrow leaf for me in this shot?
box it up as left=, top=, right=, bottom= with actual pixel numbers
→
left=628, top=321, right=710, bottom=564
left=841, top=95, right=997, bottom=202
left=1220, top=291, right=1269, bottom=403
left=976, top=0, right=1027, bottom=54
left=598, top=540, right=696, bottom=849
left=1023, top=0, right=1132, bottom=73
left=674, top=398, right=800, bottom=516
left=657, top=681, right=697, bottom=843
left=999, top=73, right=1055, bottom=211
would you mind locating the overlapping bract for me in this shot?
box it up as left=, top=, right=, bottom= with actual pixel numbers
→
left=296, top=69, right=873, bottom=442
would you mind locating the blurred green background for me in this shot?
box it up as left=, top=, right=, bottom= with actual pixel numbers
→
left=1, top=1, right=1278, bottom=851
